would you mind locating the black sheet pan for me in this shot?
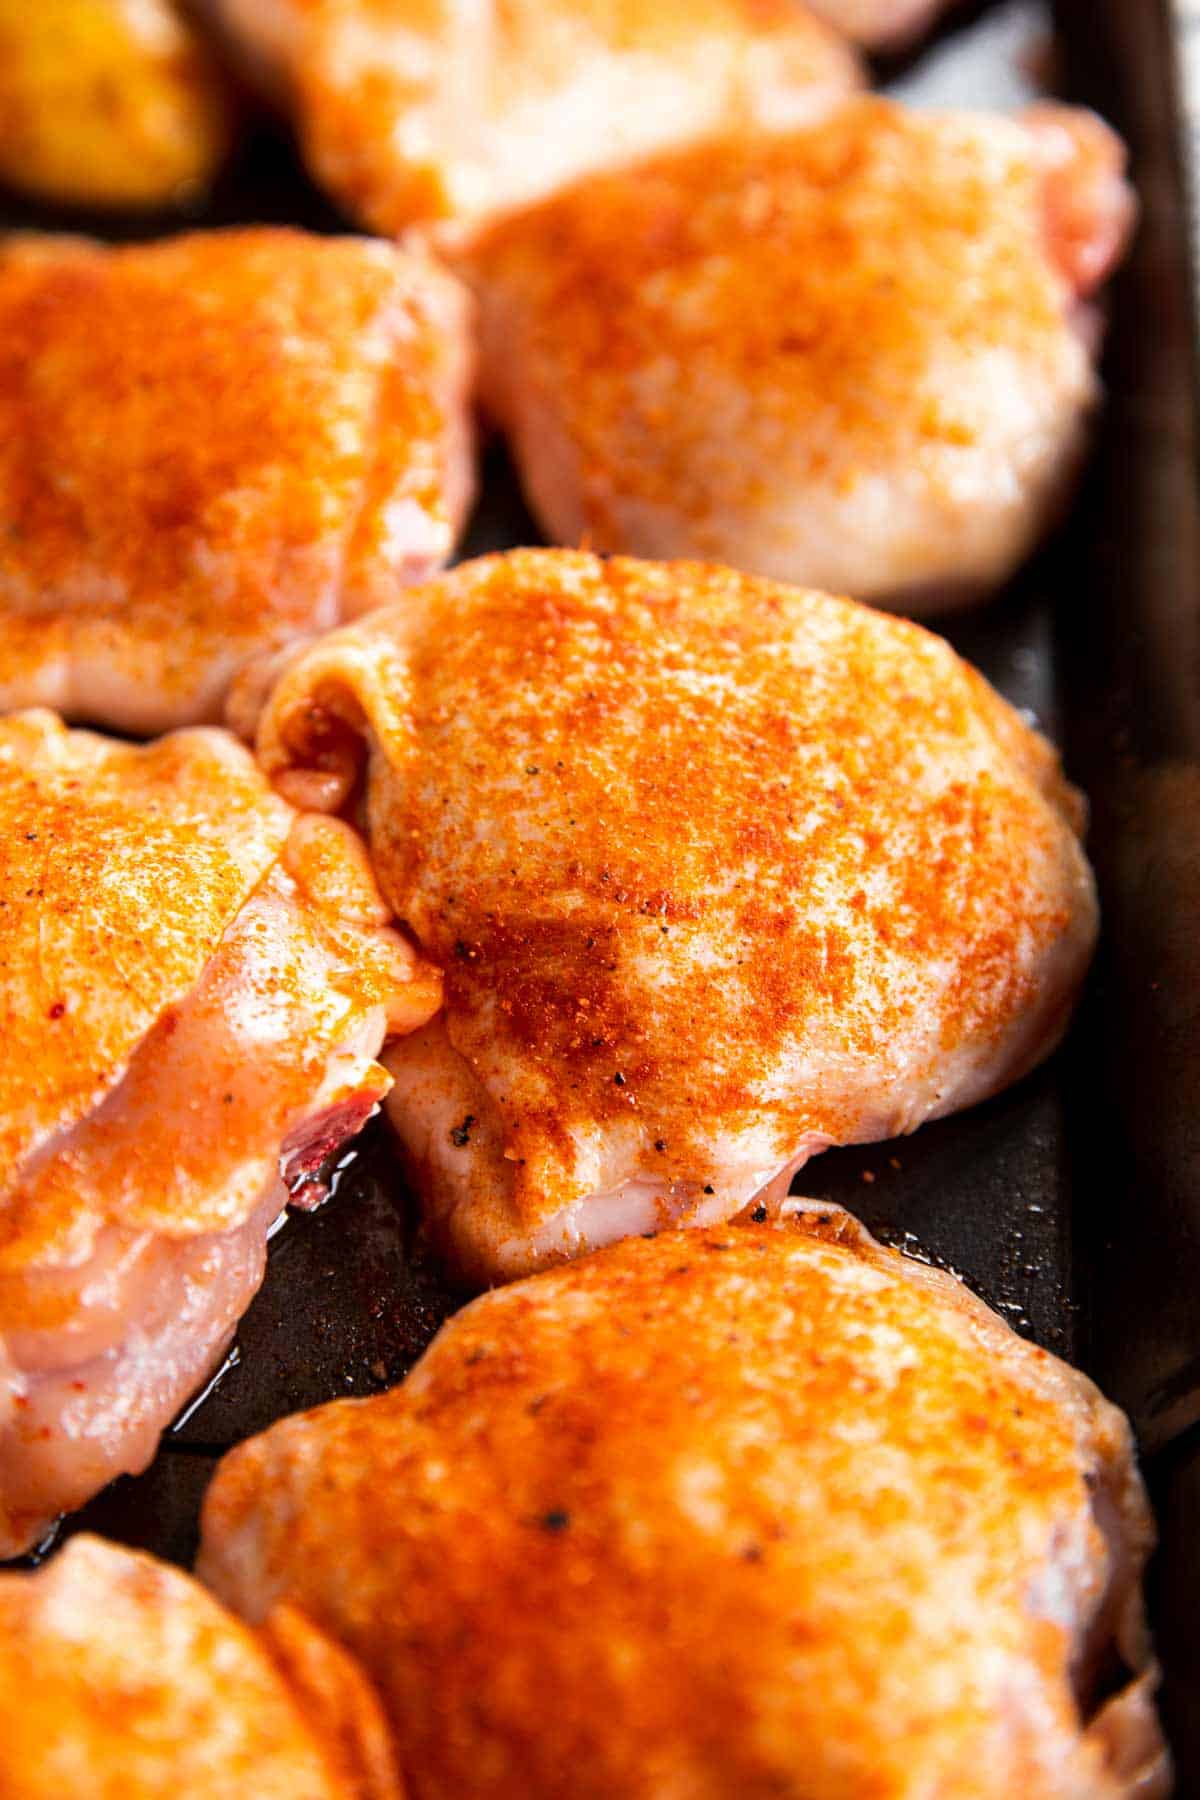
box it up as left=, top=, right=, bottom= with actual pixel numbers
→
left=3, top=0, right=1198, bottom=1782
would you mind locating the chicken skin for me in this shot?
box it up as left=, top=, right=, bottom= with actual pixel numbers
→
left=237, top=549, right=1098, bottom=1285
left=0, top=228, right=474, bottom=735
left=806, top=0, right=951, bottom=49
left=212, top=0, right=862, bottom=237
left=0, top=0, right=233, bottom=210
left=0, top=1535, right=402, bottom=1798
left=463, top=100, right=1136, bottom=614
left=0, top=711, right=440, bottom=1557
left=199, top=1210, right=1169, bottom=1800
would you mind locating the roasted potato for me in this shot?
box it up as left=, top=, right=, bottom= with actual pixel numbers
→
left=0, top=0, right=234, bottom=210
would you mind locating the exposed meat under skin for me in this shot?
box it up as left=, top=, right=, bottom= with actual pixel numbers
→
left=211, top=0, right=863, bottom=237
left=462, top=100, right=1135, bottom=615
left=198, top=1212, right=1169, bottom=1799
left=0, top=228, right=475, bottom=735
left=0, top=1534, right=403, bottom=1798
left=0, top=713, right=441, bottom=1558
left=0, top=1205, right=278, bottom=1561
left=240, top=549, right=1098, bottom=1288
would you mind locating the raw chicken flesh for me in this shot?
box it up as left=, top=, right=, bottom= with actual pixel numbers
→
left=0, top=711, right=441, bottom=1557
left=211, top=0, right=862, bottom=236
left=462, top=99, right=1136, bottom=613
left=236, top=548, right=1098, bottom=1286
left=0, top=228, right=475, bottom=735
left=198, top=1210, right=1169, bottom=1799
left=0, top=1534, right=401, bottom=1797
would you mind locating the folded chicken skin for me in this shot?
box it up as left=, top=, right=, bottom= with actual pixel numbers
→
left=0, top=710, right=441, bottom=1557
left=199, top=1210, right=1169, bottom=1799
left=236, top=549, right=1098, bottom=1286
left=213, top=0, right=862, bottom=237
left=462, top=100, right=1135, bottom=613
left=0, top=227, right=474, bottom=735
left=0, top=1535, right=401, bottom=1798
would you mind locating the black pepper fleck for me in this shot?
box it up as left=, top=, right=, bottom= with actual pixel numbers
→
left=450, top=1114, right=476, bottom=1148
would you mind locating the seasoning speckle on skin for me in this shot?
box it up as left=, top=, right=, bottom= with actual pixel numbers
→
left=249, top=548, right=1098, bottom=1287
left=450, top=1115, right=476, bottom=1148
left=196, top=1218, right=1165, bottom=1798
left=228, top=0, right=863, bottom=237
left=464, top=100, right=1134, bottom=610
left=0, top=712, right=293, bottom=1202
left=0, top=1536, right=398, bottom=1796
left=0, top=708, right=443, bottom=1557
left=0, top=228, right=475, bottom=735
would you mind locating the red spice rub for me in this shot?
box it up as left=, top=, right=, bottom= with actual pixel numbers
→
left=247, top=550, right=1097, bottom=1275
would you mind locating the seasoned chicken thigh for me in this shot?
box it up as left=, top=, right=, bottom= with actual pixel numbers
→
left=0, top=1535, right=401, bottom=1798
left=806, top=0, right=951, bottom=48
left=238, top=549, right=1097, bottom=1285
left=0, top=711, right=440, bottom=1557
left=0, top=0, right=233, bottom=210
left=199, top=1211, right=1169, bottom=1800
left=0, top=228, right=474, bottom=735
left=463, top=101, right=1135, bottom=613
left=212, top=0, right=862, bottom=236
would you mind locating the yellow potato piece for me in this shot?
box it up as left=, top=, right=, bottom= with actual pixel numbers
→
left=0, top=0, right=233, bottom=209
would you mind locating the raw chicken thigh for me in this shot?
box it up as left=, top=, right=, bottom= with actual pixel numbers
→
left=199, top=1211, right=1169, bottom=1800
left=212, top=0, right=862, bottom=236
left=0, top=711, right=440, bottom=1557
left=0, top=1535, right=401, bottom=1798
left=806, top=0, right=952, bottom=49
left=238, top=549, right=1098, bottom=1285
left=463, top=100, right=1136, bottom=613
left=0, top=228, right=474, bottom=735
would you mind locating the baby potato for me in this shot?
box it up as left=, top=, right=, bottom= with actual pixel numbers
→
left=0, top=0, right=234, bottom=210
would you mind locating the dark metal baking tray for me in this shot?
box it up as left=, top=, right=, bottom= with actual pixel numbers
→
left=4, top=0, right=1198, bottom=1781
